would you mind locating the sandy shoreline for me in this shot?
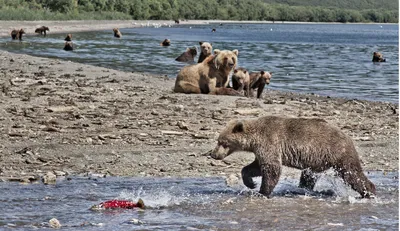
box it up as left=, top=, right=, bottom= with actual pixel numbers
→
left=0, top=50, right=398, bottom=184
left=0, top=20, right=398, bottom=185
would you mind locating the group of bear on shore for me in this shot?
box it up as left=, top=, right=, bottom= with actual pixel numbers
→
left=8, top=23, right=381, bottom=199
left=174, top=42, right=273, bottom=98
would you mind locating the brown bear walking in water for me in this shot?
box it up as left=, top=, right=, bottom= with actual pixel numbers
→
left=175, top=47, right=197, bottom=62
left=249, top=71, right=272, bottom=98
left=64, top=34, right=72, bottom=41
left=372, top=52, right=386, bottom=62
left=198, top=42, right=212, bottom=63
left=211, top=116, right=376, bottom=198
left=113, top=28, right=122, bottom=38
left=35, top=26, right=50, bottom=36
left=11, top=29, right=25, bottom=40
left=174, top=49, right=241, bottom=96
left=232, top=68, right=250, bottom=97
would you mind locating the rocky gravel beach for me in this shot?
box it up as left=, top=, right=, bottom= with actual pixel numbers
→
left=0, top=48, right=398, bottom=184
left=0, top=19, right=398, bottom=185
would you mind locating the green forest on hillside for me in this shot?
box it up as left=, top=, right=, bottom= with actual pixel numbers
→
left=0, top=0, right=398, bottom=23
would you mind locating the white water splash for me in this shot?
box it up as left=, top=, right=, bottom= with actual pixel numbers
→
left=118, top=186, right=190, bottom=208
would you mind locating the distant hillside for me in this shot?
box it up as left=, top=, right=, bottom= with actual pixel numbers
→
left=262, top=0, right=398, bottom=10
left=0, top=0, right=397, bottom=22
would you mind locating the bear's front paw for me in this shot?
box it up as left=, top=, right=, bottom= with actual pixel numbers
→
left=243, top=178, right=257, bottom=189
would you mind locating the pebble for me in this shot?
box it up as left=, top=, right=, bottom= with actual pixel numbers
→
left=49, top=218, right=61, bottom=228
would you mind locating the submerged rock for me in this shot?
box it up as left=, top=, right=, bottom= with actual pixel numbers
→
left=49, top=218, right=61, bottom=228
left=42, top=171, right=57, bottom=185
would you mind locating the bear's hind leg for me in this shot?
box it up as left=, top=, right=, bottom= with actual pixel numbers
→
left=241, top=160, right=261, bottom=189
left=212, top=87, right=243, bottom=96
left=259, top=162, right=281, bottom=198
left=299, top=168, right=319, bottom=190
left=335, top=163, right=376, bottom=198
left=176, top=81, right=202, bottom=94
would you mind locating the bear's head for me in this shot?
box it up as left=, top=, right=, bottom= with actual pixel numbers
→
left=212, top=49, right=239, bottom=73
left=187, top=47, right=197, bottom=57
left=372, top=52, right=385, bottom=62
left=211, top=119, right=248, bottom=160
left=19, top=29, right=25, bottom=34
left=44, top=26, right=50, bottom=31
left=199, top=42, right=212, bottom=56
left=260, top=71, right=272, bottom=85
left=65, top=34, right=72, bottom=41
left=161, top=39, right=171, bottom=46
left=113, top=28, right=119, bottom=33
left=233, top=68, right=249, bottom=84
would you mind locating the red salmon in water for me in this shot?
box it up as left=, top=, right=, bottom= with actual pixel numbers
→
left=90, top=198, right=145, bottom=210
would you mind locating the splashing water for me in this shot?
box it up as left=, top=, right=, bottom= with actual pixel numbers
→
left=0, top=171, right=397, bottom=230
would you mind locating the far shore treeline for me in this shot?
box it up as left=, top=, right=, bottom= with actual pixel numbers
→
left=0, top=0, right=398, bottom=23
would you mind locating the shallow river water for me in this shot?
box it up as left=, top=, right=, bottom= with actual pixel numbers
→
left=0, top=171, right=397, bottom=230
left=0, top=23, right=398, bottom=103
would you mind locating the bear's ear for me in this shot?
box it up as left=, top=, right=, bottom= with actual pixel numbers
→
left=199, top=41, right=204, bottom=45
left=214, top=49, right=221, bottom=55
left=244, top=70, right=247, bottom=74
left=269, top=72, right=272, bottom=76
left=234, top=69, right=238, bottom=73
left=210, top=43, right=212, bottom=46
left=260, top=71, right=265, bottom=75
left=232, top=121, right=244, bottom=133
left=232, top=49, right=239, bottom=56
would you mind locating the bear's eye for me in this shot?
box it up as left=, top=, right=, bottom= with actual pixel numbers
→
left=219, top=141, right=228, bottom=148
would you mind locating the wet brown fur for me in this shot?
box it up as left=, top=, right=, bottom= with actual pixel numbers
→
left=11, top=29, right=25, bottom=40
left=174, top=49, right=241, bottom=96
left=372, top=52, right=386, bottom=62
left=211, top=116, right=376, bottom=199
left=35, top=26, right=50, bottom=36
left=113, top=28, right=122, bottom=38
left=161, top=39, right=171, bottom=46
left=63, top=42, right=73, bottom=51
left=175, top=47, right=198, bottom=62
left=198, top=42, right=212, bottom=63
left=249, top=71, right=272, bottom=98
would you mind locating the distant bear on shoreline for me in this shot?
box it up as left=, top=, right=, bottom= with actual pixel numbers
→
left=249, top=71, right=272, bottom=98
left=11, top=29, right=25, bottom=40
left=232, top=68, right=250, bottom=96
left=211, top=116, right=376, bottom=199
left=35, top=26, right=50, bottom=36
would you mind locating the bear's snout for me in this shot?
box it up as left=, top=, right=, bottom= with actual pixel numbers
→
left=211, top=145, right=229, bottom=160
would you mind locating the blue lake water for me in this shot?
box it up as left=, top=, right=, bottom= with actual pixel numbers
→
left=0, top=23, right=398, bottom=103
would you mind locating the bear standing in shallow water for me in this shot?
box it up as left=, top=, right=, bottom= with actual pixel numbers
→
left=211, top=116, right=376, bottom=198
left=11, top=29, right=25, bottom=40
